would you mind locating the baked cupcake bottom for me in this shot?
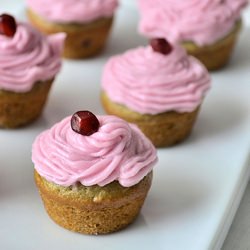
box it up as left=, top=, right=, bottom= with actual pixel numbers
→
left=101, top=92, right=200, bottom=147
left=183, top=20, right=242, bottom=71
left=35, top=170, right=152, bottom=235
left=27, top=9, right=114, bottom=59
left=0, top=79, right=53, bottom=128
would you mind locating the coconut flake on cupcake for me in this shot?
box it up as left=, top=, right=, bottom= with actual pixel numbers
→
left=0, top=13, right=65, bottom=128
left=101, top=39, right=211, bottom=147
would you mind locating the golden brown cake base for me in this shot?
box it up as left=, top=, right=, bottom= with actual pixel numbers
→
left=183, top=20, right=242, bottom=71
left=0, top=79, right=53, bottom=128
left=35, top=170, right=152, bottom=235
left=27, top=9, right=114, bottom=59
left=101, top=92, right=200, bottom=147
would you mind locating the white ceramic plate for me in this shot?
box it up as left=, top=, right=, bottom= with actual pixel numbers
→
left=0, top=1, right=250, bottom=250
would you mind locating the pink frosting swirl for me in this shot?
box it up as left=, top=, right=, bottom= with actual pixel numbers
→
left=26, top=0, right=118, bottom=23
left=138, top=0, right=248, bottom=45
left=102, top=45, right=211, bottom=114
left=0, top=22, right=64, bottom=92
left=32, top=115, right=157, bottom=187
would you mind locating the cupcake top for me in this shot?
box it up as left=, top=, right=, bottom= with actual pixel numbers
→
left=32, top=112, right=157, bottom=188
left=0, top=15, right=64, bottom=92
left=102, top=40, right=211, bottom=114
left=138, top=0, right=248, bottom=46
left=26, top=0, right=118, bottom=23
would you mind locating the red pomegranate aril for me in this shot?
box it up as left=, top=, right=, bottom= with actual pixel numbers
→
left=71, top=111, right=100, bottom=136
left=150, top=38, right=172, bottom=55
left=0, top=13, right=17, bottom=37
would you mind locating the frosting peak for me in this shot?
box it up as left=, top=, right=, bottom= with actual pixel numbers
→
left=26, top=0, right=118, bottom=23
left=102, top=45, right=211, bottom=114
left=0, top=22, right=64, bottom=92
left=32, top=115, right=157, bottom=187
left=138, top=0, right=248, bottom=45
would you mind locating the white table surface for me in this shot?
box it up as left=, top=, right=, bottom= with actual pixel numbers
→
left=0, top=1, right=249, bottom=250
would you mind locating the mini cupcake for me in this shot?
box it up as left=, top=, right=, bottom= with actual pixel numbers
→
left=32, top=111, right=157, bottom=234
left=26, top=0, right=118, bottom=59
left=101, top=39, right=211, bottom=147
left=0, top=14, right=64, bottom=128
left=138, top=0, right=248, bottom=70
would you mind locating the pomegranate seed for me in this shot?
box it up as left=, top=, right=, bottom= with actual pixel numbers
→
left=0, top=13, right=17, bottom=37
left=71, top=111, right=100, bottom=136
left=150, top=38, right=172, bottom=55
